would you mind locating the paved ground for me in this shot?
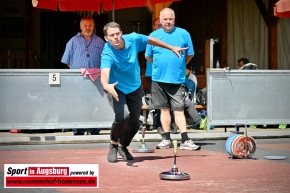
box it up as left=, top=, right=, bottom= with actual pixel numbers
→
left=1, top=126, right=290, bottom=144
left=1, top=136, right=290, bottom=193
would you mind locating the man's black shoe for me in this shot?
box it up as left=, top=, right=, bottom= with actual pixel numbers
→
left=87, top=132, right=100, bottom=135
left=107, top=144, right=118, bottom=163
left=87, top=128, right=101, bottom=135
left=73, top=129, right=85, bottom=135
left=73, top=133, right=85, bottom=136
left=157, top=127, right=165, bottom=135
left=170, top=122, right=179, bottom=134
left=118, top=146, right=133, bottom=160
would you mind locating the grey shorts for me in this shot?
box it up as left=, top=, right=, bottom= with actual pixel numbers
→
left=151, top=81, right=186, bottom=111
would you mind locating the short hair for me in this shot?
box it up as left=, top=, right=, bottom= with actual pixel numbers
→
left=237, top=58, right=250, bottom=64
left=160, top=8, right=175, bottom=19
left=80, top=17, right=94, bottom=26
left=103, top=22, right=121, bottom=36
left=153, top=18, right=160, bottom=24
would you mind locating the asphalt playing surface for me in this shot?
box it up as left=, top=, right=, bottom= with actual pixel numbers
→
left=1, top=138, right=290, bottom=193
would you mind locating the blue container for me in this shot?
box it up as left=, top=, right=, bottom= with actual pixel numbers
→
left=225, top=133, right=256, bottom=158
left=225, top=134, right=240, bottom=155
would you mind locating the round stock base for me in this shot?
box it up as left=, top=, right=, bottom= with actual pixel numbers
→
left=159, top=171, right=190, bottom=180
left=133, top=143, right=155, bottom=153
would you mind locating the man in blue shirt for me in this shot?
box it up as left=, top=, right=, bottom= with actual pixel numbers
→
left=100, top=22, right=187, bottom=163
left=145, top=18, right=162, bottom=92
left=145, top=8, right=200, bottom=150
left=61, top=17, right=105, bottom=136
left=145, top=18, right=163, bottom=130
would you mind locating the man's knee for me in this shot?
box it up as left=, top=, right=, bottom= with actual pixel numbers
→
left=160, top=108, right=171, bottom=116
left=174, top=110, right=185, bottom=117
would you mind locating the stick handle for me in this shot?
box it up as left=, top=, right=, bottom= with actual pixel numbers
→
left=173, top=140, right=177, bottom=154
left=142, top=126, right=146, bottom=139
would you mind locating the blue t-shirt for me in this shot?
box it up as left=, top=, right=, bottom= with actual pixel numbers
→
left=145, top=27, right=194, bottom=84
left=101, top=32, right=148, bottom=94
left=61, top=32, right=105, bottom=69
left=145, top=60, right=152, bottom=77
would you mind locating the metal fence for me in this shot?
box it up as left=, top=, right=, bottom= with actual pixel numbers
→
left=0, top=69, right=114, bottom=130
left=206, top=69, right=290, bottom=130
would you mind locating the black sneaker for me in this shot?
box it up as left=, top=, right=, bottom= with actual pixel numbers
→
left=170, top=122, right=179, bottom=134
left=86, top=128, right=101, bottom=135
left=157, top=127, right=165, bottom=135
left=157, top=124, right=179, bottom=134
left=118, top=146, right=133, bottom=160
left=73, top=129, right=85, bottom=135
left=107, top=144, right=118, bottom=163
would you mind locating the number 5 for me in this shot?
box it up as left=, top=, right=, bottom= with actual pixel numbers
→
left=49, top=73, right=60, bottom=85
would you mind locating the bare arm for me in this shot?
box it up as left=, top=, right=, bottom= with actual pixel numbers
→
left=101, top=68, right=119, bottom=101
left=146, top=55, right=193, bottom=67
left=147, top=36, right=188, bottom=58
left=185, top=55, right=194, bottom=65
left=145, top=56, right=153, bottom=64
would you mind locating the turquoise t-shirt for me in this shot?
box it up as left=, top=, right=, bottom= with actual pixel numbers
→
left=145, top=27, right=194, bottom=84
left=101, top=32, right=148, bottom=94
left=145, top=60, right=152, bottom=77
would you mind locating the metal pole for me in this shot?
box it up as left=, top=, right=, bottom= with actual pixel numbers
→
left=112, top=0, right=115, bottom=22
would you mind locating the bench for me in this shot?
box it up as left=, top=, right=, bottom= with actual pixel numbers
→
left=141, top=104, right=206, bottom=124
left=141, top=104, right=206, bottom=111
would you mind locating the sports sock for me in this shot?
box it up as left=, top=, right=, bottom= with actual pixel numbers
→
left=162, top=132, right=171, bottom=140
left=181, top=132, right=189, bottom=143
